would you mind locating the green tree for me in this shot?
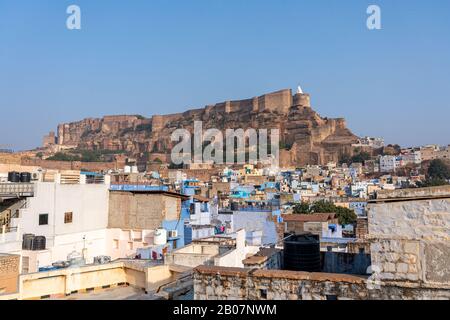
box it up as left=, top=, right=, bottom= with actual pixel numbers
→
left=310, top=200, right=336, bottom=213
left=47, top=152, right=81, bottom=161
left=428, top=159, right=450, bottom=180
left=306, top=200, right=357, bottom=225
left=293, top=202, right=311, bottom=214
left=334, top=206, right=358, bottom=225
left=350, top=152, right=370, bottom=164
left=339, top=152, right=371, bottom=165
left=416, top=178, right=448, bottom=188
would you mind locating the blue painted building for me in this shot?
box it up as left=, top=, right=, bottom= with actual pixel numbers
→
left=181, top=179, right=201, bottom=196
left=162, top=200, right=191, bottom=250
left=349, top=201, right=367, bottom=216
left=229, top=186, right=255, bottom=199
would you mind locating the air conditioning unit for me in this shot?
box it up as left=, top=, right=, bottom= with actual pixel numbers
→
left=169, top=230, right=178, bottom=238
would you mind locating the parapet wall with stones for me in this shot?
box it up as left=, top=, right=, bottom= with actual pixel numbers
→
left=193, top=266, right=450, bottom=300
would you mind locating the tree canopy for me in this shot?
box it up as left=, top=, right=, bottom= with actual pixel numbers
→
left=292, top=200, right=357, bottom=225
left=428, top=159, right=450, bottom=180
left=416, top=159, right=450, bottom=187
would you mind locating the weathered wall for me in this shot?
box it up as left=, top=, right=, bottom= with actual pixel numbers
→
left=321, top=252, right=371, bottom=275
left=368, top=194, right=450, bottom=289
left=194, top=266, right=450, bottom=300
left=108, top=192, right=181, bottom=230
left=0, top=254, right=19, bottom=295
left=194, top=266, right=369, bottom=300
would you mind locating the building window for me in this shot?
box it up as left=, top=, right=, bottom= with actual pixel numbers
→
left=64, top=212, right=73, bottom=224
left=128, top=242, right=133, bottom=250
left=113, top=240, right=119, bottom=249
left=326, top=295, right=337, bottom=300
left=39, top=214, right=48, bottom=225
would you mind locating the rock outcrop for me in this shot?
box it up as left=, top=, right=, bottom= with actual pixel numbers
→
left=44, top=89, right=359, bottom=166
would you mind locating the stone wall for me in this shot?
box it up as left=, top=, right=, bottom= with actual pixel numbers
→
left=367, top=186, right=450, bottom=295
left=194, top=265, right=450, bottom=300
left=0, top=254, right=19, bottom=295
left=194, top=266, right=369, bottom=300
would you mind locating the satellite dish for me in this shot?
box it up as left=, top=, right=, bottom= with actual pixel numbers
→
left=296, top=85, right=303, bottom=94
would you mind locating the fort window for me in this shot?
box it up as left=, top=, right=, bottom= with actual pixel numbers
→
left=64, top=212, right=73, bottom=224
left=39, top=213, right=48, bottom=225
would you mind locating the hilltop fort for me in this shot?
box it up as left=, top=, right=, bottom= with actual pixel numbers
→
left=42, top=88, right=359, bottom=166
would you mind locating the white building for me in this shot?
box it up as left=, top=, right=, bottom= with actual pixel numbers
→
left=351, top=182, right=368, bottom=198
left=188, top=196, right=215, bottom=241
left=380, top=155, right=401, bottom=172
left=0, top=181, right=110, bottom=272
left=353, top=136, right=384, bottom=149
left=0, top=177, right=159, bottom=273
left=401, top=150, right=422, bottom=165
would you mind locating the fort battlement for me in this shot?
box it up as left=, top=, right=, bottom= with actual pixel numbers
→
left=203, top=89, right=294, bottom=115
left=46, top=87, right=359, bottom=166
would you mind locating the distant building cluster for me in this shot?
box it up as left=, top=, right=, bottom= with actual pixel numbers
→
left=0, top=141, right=449, bottom=300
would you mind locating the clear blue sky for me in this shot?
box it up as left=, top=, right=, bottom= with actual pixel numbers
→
left=1, top=0, right=449, bottom=151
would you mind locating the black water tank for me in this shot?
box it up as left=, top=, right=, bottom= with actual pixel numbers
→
left=32, top=236, right=46, bottom=251
left=8, top=172, right=20, bottom=183
left=20, top=172, right=31, bottom=183
left=22, top=234, right=35, bottom=250
left=283, top=233, right=321, bottom=272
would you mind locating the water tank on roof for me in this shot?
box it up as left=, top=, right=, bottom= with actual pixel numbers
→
left=20, top=172, right=31, bottom=183
left=93, top=255, right=111, bottom=265
left=283, top=233, right=321, bottom=272
left=32, top=236, right=46, bottom=251
left=22, top=233, right=35, bottom=250
left=8, top=172, right=20, bottom=183
left=154, top=228, right=167, bottom=245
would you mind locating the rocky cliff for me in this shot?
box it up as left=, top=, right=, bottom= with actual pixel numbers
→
left=44, top=89, right=359, bottom=166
